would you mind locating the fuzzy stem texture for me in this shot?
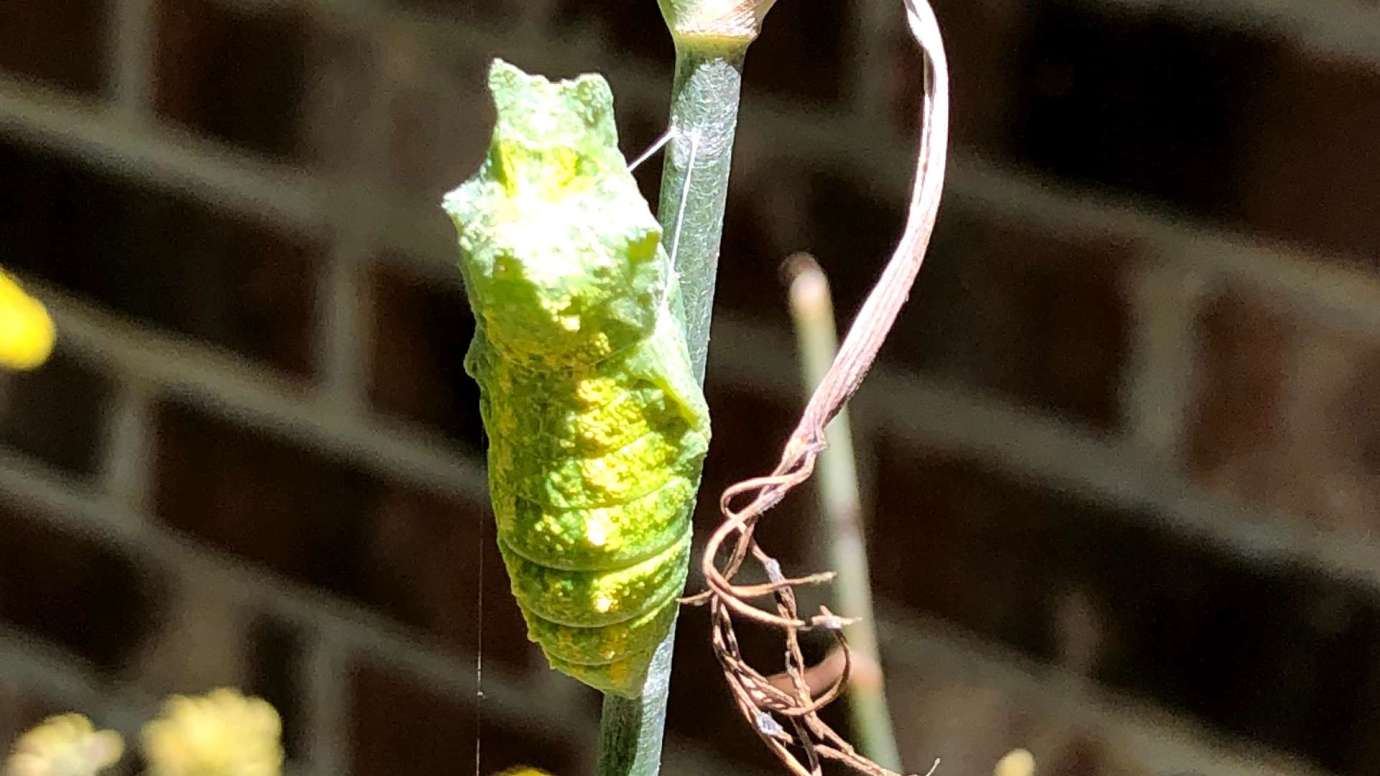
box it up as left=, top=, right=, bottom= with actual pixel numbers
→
left=595, top=26, right=752, bottom=776
left=660, top=43, right=746, bottom=384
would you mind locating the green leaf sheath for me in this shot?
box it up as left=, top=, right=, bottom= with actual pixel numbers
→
left=443, top=61, right=711, bottom=698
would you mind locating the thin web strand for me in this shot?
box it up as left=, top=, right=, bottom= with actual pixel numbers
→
left=669, top=131, right=701, bottom=267
left=629, top=126, right=676, bottom=172
left=474, top=503, right=486, bottom=776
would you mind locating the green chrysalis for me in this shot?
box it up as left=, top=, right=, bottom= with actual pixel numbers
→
left=444, top=60, right=711, bottom=697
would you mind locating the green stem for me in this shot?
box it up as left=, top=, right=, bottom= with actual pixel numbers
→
left=595, top=35, right=750, bottom=776
left=787, top=258, right=904, bottom=771
left=595, top=637, right=675, bottom=776
left=659, top=42, right=746, bottom=384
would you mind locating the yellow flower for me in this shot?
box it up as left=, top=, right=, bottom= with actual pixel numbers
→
left=141, top=689, right=282, bottom=776
left=495, top=769, right=555, bottom=776
left=4, top=713, right=124, bottom=776
left=0, top=269, right=55, bottom=371
left=994, top=748, right=1035, bottom=776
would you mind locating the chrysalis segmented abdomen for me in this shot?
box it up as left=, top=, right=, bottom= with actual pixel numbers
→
left=467, top=307, right=708, bottom=696
left=445, top=60, right=711, bottom=697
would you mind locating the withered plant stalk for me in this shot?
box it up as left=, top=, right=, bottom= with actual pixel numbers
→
left=685, top=1, right=950, bottom=774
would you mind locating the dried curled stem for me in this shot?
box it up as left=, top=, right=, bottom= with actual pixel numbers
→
left=684, top=1, right=949, bottom=774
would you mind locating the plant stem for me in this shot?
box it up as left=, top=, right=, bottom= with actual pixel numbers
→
left=660, top=42, right=746, bottom=384
left=595, top=33, right=751, bottom=776
left=595, top=637, right=675, bottom=776
left=787, top=255, right=904, bottom=772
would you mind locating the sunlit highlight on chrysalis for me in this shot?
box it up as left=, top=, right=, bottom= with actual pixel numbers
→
left=444, top=61, right=711, bottom=698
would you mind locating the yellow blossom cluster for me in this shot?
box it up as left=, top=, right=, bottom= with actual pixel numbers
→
left=0, top=269, right=54, bottom=371
left=3, top=714, right=122, bottom=776
left=995, top=748, right=1036, bottom=776
left=141, top=689, right=283, bottom=776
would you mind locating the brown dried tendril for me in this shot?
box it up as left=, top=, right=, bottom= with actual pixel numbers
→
left=683, top=1, right=950, bottom=774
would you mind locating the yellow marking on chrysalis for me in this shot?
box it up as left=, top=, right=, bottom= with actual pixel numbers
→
left=572, top=377, right=653, bottom=451
left=0, top=269, right=55, bottom=371
left=495, top=140, right=584, bottom=200
left=578, top=431, right=680, bottom=504
left=594, top=594, right=613, bottom=614
left=585, top=513, right=610, bottom=547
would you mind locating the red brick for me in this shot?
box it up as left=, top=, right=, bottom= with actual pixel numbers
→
left=1233, top=53, right=1380, bottom=264
left=700, top=151, right=802, bottom=333
left=361, top=481, right=534, bottom=673
left=781, top=184, right=1135, bottom=430
left=550, top=0, right=671, bottom=64
left=390, top=0, right=513, bottom=27
left=1186, top=291, right=1290, bottom=496
left=379, top=41, right=493, bottom=201
left=719, top=146, right=899, bottom=333
left=906, top=202, right=1136, bottom=429
left=366, top=263, right=483, bottom=453
left=152, top=0, right=309, bottom=159
left=0, top=498, right=166, bottom=674
left=152, top=399, right=533, bottom=672
left=871, top=442, right=1067, bottom=661
left=897, top=0, right=1031, bottom=155
left=880, top=663, right=1152, bottom=776
left=1011, top=3, right=1278, bottom=217
left=872, top=437, right=1380, bottom=771
left=0, top=684, right=67, bottom=756
left=130, top=579, right=258, bottom=711
left=804, top=171, right=906, bottom=321
left=245, top=617, right=307, bottom=761
left=129, top=605, right=310, bottom=759
left=349, top=659, right=579, bottom=776
left=297, top=28, right=380, bottom=175
left=0, top=346, right=113, bottom=478
left=0, top=141, right=321, bottom=377
left=1187, top=290, right=1380, bottom=533
left=153, top=399, right=373, bottom=592
left=745, top=0, right=852, bottom=105
left=700, top=380, right=818, bottom=569
left=0, top=1, right=107, bottom=94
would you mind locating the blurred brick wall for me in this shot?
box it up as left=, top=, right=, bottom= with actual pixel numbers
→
left=0, top=1, right=1378, bottom=774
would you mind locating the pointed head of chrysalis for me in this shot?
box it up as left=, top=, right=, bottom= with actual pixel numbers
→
left=443, top=60, right=667, bottom=368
